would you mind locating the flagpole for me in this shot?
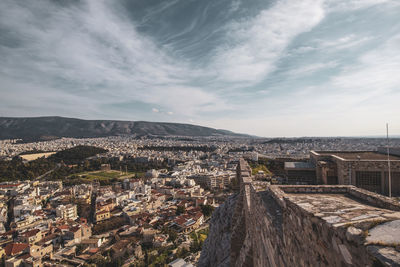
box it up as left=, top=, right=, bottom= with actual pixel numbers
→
left=387, top=123, right=392, bottom=198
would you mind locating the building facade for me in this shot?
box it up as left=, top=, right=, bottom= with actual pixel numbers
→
left=310, top=150, right=400, bottom=196
left=56, top=204, right=78, bottom=221
left=284, top=162, right=316, bottom=184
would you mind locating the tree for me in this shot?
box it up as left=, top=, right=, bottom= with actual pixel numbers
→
left=176, top=248, right=189, bottom=259
left=176, top=205, right=185, bottom=215
left=50, top=145, right=108, bottom=164
left=200, top=204, right=215, bottom=217
left=167, top=230, right=178, bottom=242
left=75, top=244, right=87, bottom=255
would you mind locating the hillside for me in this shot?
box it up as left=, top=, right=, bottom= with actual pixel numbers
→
left=0, top=116, right=246, bottom=142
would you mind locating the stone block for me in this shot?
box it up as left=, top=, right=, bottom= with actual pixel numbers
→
left=346, top=226, right=364, bottom=245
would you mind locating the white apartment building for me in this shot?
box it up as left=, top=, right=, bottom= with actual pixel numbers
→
left=56, top=204, right=78, bottom=220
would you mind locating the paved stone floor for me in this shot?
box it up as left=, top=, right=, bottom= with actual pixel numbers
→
left=285, top=193, right=400, bottom=226
left=286, top=193, right=400, bottom=265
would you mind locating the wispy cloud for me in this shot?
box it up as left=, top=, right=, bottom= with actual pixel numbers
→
left=211, top=0, right=325, bottom=84
left=315, top=34, right=372, bottom=50
left=325, top=0, right=394, bottom=11
left=287, top=61, right=338, bottom=77
left=0, top=0, right=229, bottom=119
left=331, top=34, right=400, bottom=95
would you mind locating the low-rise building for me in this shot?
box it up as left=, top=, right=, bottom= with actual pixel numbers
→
left=95, top=210, right=110, bottom=223
left=19, top=229, right=43, bottom=245
left=311, top=150, right=400, bottom=196
left=56, top=204, right=77, bottom=221
left=29, top=243, right=53, bottom=258
left=4, top=242, right=29, bottom=257
left=284, top=161, right=316, bottom=184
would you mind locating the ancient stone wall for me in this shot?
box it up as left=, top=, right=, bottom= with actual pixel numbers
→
left=229, top=160, right=400, bottom=267
left=335, top=159, right=400, bottom=186
left=198, top=194, right=237, bottom=267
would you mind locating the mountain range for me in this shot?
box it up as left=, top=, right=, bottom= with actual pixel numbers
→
left=0, top=116, right=247, bottom=142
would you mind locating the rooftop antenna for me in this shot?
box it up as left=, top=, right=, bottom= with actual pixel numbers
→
left=387, top=123, right=392, bottom=198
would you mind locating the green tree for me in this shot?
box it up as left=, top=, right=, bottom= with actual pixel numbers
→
left=176, top=205, right=185, bottom=215
left=200, top=204, right=214, bottom=217
left=167, top=230, right=178, bottom=242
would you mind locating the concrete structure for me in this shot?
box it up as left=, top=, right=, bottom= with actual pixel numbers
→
left=284, top=162, right=316, bottom=184
left=95, top=210, right=110, bottom=223
left=199, top=159, right=400, bottom=267
left=146, top=169, right=159, bottom=178
left=56, top=204, right=78, bottom=221
left=311, top=150, right=400, bottom=196
left=190, top=173, right=233, bottom=189
left=378, top=147, right=400, bottom=157
left=169, top=258, right=194, bottom=267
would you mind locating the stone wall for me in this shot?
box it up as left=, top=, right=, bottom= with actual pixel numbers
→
left=198, top=194, right=237, bottom=267
left=335, top=159, right=400, bottom=187
left=225, top=159, right=400, bottom=267
left=311, top=150, right=400, bottom=195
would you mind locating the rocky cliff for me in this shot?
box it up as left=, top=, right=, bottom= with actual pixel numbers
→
left=198, top=194, right=237, bottom=267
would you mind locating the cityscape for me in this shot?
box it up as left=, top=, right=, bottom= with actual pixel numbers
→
left=0, top=134, right=399, bottom=266
left=1, top=0, right=400, bottom=266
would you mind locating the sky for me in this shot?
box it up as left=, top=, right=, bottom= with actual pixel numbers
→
left=0, top=0, right=400, bottom=137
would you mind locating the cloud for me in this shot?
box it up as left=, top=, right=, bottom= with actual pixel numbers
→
left=290, top=33, right=400, bottom=111
left=331, top=34, right=400, bottom=93
left=211, top=0, right=325, bottom=84
left=287, top=61, right=338, bottom=77
left=0, top=0, right=399, bottom=136
left=209, top=31, right=400, bottom=136
left=271, top=34, right=400, bottom=134
left=229, top=0, right=241, bottom=12
left=315, top=34, right=372, bottom=50
left=0, top=0, right=229, bottom=119
left=325, top=0, right=394, bottom=11
left=292, top=34, right=372, bottom=56
left=151, top=109, right=174, bottom=116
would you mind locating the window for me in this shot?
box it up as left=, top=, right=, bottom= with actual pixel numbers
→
left=356, top=171, right=382, bottom=193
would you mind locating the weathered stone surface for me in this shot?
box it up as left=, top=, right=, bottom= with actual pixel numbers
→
left=199, top=159, right=400, bottom=267
left=198, top=194, right=237, bottom=267
left=339, top=244, right=352, bottom=265
left=367, top=246, right=400, bottom=267
left=346, top=226, right=364, bottom=244
left=366, top=220, right=400, bottom=246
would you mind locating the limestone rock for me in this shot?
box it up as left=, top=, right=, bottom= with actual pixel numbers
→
left=198, top=194, right=237, bottom=267
left=346, top=226, right=364, bottom=245
left=366, top=220, right=400, bottom=246
left=367, top=246, right=400, bottom=267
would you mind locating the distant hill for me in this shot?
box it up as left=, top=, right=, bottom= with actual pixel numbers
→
left=0, top=116, right=247, bottom=142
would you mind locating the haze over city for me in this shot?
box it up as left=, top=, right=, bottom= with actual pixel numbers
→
left=1, top=0, right=400, bottom=136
